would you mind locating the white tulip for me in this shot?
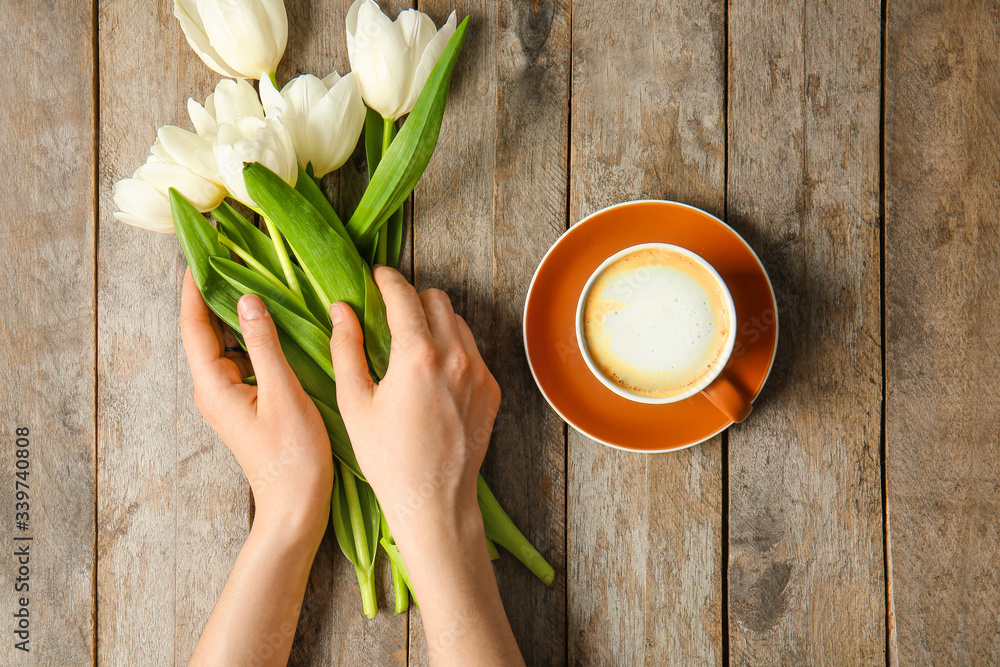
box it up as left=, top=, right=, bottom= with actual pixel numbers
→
left=173, top=0, right=287, bottom=80
left=213, top=116, right=297, bottom=207
left=187, top=78, right=265, bottom=140
left=260, top=71, right=366, bottom=177
left=346, top=0, right=457, bottom=120
left=112, top=173, right=176, bottom=235
left=151, top=125, right=224, bottom=186
left=112, top=124, right=228, bottom=235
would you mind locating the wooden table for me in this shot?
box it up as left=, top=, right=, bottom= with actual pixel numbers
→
left=2, top=0, right=998, bottom=664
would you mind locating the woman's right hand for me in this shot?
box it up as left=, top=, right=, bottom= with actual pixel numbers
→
left=327, top=265, right=500, bottom=544
left=328, top=265, right=523, bottom=666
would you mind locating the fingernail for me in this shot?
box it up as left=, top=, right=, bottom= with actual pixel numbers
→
left=238, top=294, right=266, bottom=320
left=329, top=302, right=344, bottom=327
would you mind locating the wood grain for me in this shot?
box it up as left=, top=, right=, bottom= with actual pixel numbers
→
left=884, top=1, right=1000, bottom=664
left=408, top=1, right=570, bottom=664
left=568, top=1, right=726, bottom=664
left=279, top=1, right=409, bottom=663
left=97, top=1, right=248, bottom=663
left=0, top=1, right=95, bottom=664
left=727, top=0, right=885, bottom=662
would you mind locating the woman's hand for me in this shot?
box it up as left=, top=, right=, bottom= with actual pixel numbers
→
left=179, top=268, right=334, bottom=540
left=328, top=266, right=500, bottom=540
left=329, top=266, right=523, bottom=666
left=180, top=268, right=333, bottom=666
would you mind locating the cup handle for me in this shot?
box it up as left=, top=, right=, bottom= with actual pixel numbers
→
left=701, top=373, right=753, bottom=423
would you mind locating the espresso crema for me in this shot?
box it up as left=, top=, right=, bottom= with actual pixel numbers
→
left=582, top=247, right=731, bottom=399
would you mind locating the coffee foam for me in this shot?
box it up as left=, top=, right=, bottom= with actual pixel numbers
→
left=582, top=247, right=731, bottom=399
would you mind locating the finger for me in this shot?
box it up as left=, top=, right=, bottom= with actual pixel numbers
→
left=180, top=268, right=240, bottom=394
left=454, top=313, right=487, bottom=368
left=329, top=302, right=375, bottom=406
left=237, top=294, right=300, bottom=404
left=373, top=265, right=430, bottom=342
left=419, top=288, right=462, bottom=348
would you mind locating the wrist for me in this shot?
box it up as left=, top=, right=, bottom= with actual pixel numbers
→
left=391, top=497, right=489, bottom=585
left=251, top=496, right=329, bottom=552
left=385, top=487, right=482, bottom=551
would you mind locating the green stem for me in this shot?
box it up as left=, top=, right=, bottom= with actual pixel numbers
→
left=261, top=214, right=303, bottom=299
left=267, top=71, right=278, bottom=89
left=486, top=536, right=500, bottom=560
left=354, top=566, right=378, bottom=620
left=217, top=234, right=308, bottom=310
left=380, top=515, right=409, bottom=613
left=477, top=475, right=554, bottom=585
left=374, top=118, right=396, bottom=266
left=341, top=461, right=377, bottom=618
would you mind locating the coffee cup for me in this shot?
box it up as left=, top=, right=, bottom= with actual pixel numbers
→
left=575, top=242, right=752, bottom=422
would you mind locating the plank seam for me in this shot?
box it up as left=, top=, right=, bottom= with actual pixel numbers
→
left=721, top=0, right=730, bottom=664
left=564, top=0, right=573, bottom=662
left=878, top=0, right=895, bottom=664
left=91, top=0, right=101, bottom=662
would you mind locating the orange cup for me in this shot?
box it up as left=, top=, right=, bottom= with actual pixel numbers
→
left=574, top=243, right=753, bottom=423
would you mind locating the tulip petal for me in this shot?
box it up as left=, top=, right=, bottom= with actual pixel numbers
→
left=113, top=178, right=176, bottom=233
left=188, top=97, right=218, bottom=138
left=200, top=0, right=285, bottom=78
left=402, top=11, right=457, bottom=118
left=349, top=0, right=414, bottom=119
left=213, top=116, right=297, bottom=207
left=321, top=71, right=342, bottom=89
left=156, top=125, right=221, bottom=183
left=213, top=78, right=264, bottom=125
left=257, top=0, right=288, bottom=61
left=396, top=9, right=437, bottom=53
left=306, top=74, right=365, bottom=176
left=173, top=0, right=244, bottom=78
left=138, top=162, right=226, bottom=212
left=259, top=69, right=285, bottom=116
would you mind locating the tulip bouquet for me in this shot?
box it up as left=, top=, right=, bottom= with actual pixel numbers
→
left=113, top=0, right=553, bottom=618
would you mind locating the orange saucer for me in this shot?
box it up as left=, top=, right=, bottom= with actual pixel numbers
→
left=523, top=200, right=778, bottom=452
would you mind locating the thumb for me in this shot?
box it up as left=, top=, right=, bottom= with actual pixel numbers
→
left=329, top=302, right=374, bottom=406
left=237, top=294, right=299, bottom=402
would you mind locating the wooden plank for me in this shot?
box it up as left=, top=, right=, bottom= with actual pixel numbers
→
left=726, top=0, right=885, bottom=662
left=0, top=2, right=95, bottom=664
left=278, top=1, right=409, bottom=663
left=567, top=2, right=726, bottom=664
left=884, top=1, right=1000, bottom=663
left=408, top=1, right=570, bottom=664
left=97, top=2, right=249, bottom=662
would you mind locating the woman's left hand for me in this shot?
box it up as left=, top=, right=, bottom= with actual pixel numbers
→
left=179, top=267, right=334, bottom=543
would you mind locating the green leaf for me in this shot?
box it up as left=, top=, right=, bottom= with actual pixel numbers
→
left=332, top=464, right=382, bottom=617
left=486, top=537, right=500, bottom=561
left=171, top=189, right=243, bottom=341
left=244, top=162, right=391, bottom=371
left=212, top=202, right=282, bottom=279
left=277, top=328, right=333, bottom=399
left=311, top=394, right=362, bottom=479
left=477, top=474, right=555, bottom=585
left=363, top=267, right=390, bottom=378
left=332, top=473, right=359, bottom=566
left=293, top=164, right=351, bottom=243
left=213, top=201, right=330, bottom=327
left=380, top=538, right=418, bottom=607
left=386, top=206, right=405, bottom=269
left=355, top=480, right=381, bottom=570
left=244, top=163, right=366, bottom=315
left=209, top=256, right=335, bottom=382
left=345, top=17, right=469, bottom=247
left=171, top=189, right=225, bottom=289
